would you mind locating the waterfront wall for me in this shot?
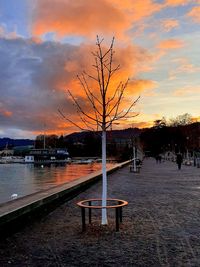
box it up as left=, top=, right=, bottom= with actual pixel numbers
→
left=0, top=160, right=131, bottom=235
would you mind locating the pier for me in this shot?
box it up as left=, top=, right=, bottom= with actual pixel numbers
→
left=1, top=158, right=200, bottom=266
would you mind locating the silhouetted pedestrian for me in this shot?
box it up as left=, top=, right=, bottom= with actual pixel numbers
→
left=155, top=154, right=162, bottom=163
left=176, top=153, right=183, bottom=170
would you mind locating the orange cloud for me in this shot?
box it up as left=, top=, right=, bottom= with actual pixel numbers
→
left=53, top=41, right=155, bottom=132
left=118, top=0, right=163, bottom=22
left=157, top=39, right=185, bottom=50
left=31, top=0, right=164, bottom=40
left=32, top=0, right=131, bottom=39
left=165, top=0, right=190, bottom=6
left=117, top=43, right=155, bottom=73
left=58, top=42, right=154, bottom=98
left=187, top=6, right=200, bottom=23
left=128, top=79, right=157, bottom=95
left=161, top=19, right=179, bottom=32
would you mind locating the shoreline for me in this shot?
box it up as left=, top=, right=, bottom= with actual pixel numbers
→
left=0, top=160, right=131, bottom=236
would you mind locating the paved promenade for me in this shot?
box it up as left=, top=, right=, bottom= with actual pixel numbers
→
left=1, top=158, right=200, bottom=266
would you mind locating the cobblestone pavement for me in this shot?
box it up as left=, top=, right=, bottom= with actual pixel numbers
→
left=1, top=158, right=200, bottom=267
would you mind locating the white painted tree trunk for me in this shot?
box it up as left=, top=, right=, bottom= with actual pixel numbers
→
left=101, top=130, right=108, bottom=225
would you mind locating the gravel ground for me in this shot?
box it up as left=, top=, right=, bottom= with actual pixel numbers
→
left=1, top=158, right=200, bottom=267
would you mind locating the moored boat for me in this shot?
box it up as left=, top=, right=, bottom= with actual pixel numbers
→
left=0, top=156, right=25, bottom=164
left=25, top=148, right=70, bottom=164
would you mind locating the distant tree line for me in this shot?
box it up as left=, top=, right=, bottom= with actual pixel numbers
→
left=34, top=113, right=200, bottom=159
left=35, top=129, right=138, bottom=161
left=140, top=113, right=200, bottom=156
left=153, top=113, right=193, bottom=129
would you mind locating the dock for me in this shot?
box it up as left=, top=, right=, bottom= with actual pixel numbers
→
left=1, top=158, right=200, bottom=266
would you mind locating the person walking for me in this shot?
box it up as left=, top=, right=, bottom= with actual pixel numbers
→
left=176, top=153, right=183, bottom=170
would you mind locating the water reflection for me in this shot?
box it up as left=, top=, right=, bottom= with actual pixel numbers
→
left=0, top=163, right=113, bottom=204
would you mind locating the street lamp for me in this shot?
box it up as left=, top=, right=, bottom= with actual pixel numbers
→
left=133, top=140, right=136, bottom=172
left=131, top=136, right=137, bottom=172
left=186, top=136, right=189, bottom=161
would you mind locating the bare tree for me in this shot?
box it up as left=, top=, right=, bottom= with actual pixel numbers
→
left=59, top=36, right=139, bottom=224
left=169, top=113, right=192, bottom=127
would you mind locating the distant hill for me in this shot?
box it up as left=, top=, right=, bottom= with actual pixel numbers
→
left=0, top=138, right=34, bottom=149
left=64, top=128, right=142, bottom=142
left=0, top=128, right=142, bottom=150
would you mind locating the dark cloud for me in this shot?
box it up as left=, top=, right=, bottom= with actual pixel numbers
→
left=0, top=37, right=79, bottom=137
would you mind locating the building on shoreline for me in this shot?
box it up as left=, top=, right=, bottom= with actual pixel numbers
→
left=25, top=148, right=70, bottom=163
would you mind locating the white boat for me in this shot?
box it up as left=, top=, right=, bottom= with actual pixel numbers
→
left=0, top=156, right=25, bottom=164
left=24, top=148, right=70, bottom=164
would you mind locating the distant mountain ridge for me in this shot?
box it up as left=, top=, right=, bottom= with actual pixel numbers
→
left=64, top=128, right=142, bottom=142
left=0, top=128, right=142, bottom=149
left=0, top=138, right=34, bottom=149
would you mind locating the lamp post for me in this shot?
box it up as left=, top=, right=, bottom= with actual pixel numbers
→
left=43, top=123, right=46, bottom=149
left=131, top=136, right=137, bottom=172
left=186, top=136, right=189, bottom=161
left=133, top=142, right=136, bottom=172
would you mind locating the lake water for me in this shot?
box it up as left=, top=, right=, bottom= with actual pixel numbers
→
left=0, top=162, right=112, bottom=205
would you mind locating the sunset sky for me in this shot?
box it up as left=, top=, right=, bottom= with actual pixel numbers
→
left=0, top=0, right=200, bottom=139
